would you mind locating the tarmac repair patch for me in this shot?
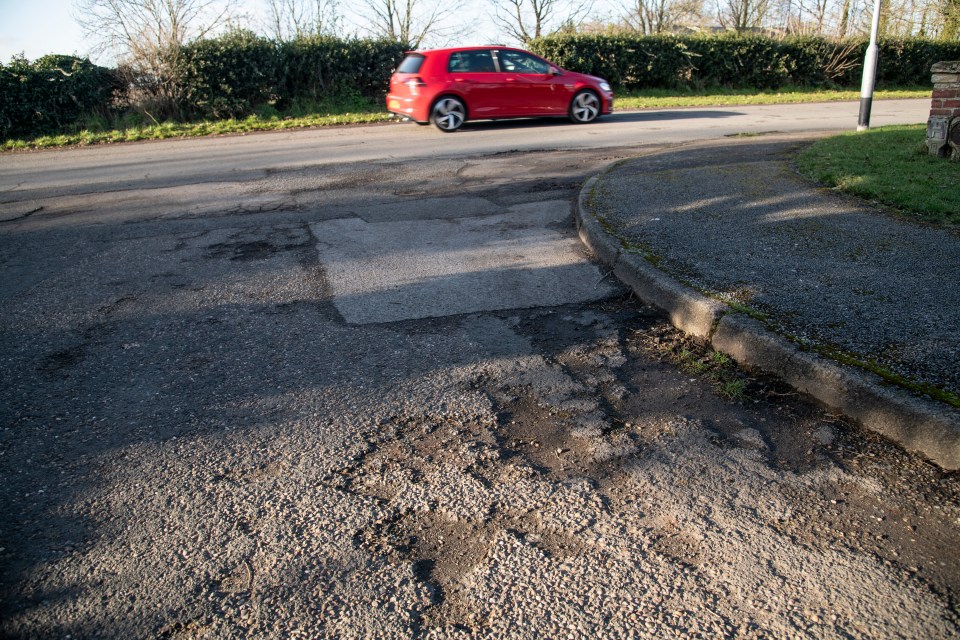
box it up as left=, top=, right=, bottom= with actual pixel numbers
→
left=311, top=200, right=622, bottom=324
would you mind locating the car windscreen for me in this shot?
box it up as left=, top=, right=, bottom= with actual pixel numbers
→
left=396, top=54, right=425, bottom=74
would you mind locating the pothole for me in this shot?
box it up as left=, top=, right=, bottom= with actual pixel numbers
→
left=335, top=326, right=651, bottom=632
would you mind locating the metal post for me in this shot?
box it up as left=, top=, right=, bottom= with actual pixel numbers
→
left=858, top=0, right=883, bottom=131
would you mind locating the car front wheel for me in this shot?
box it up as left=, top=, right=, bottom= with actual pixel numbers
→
left=569, top=91, right=600, bottom=124
left=431, top=97, right=466, bottom=132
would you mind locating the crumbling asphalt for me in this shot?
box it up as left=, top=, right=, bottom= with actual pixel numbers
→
left=578, top=133, right=960, bottom=469
left=3, top=129, right=960, bottom=639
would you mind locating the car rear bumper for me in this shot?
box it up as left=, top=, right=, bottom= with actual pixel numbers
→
left=387, top=94, right=428, bottom=123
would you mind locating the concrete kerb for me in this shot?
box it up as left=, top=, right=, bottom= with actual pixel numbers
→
left=576, top=173, right=960, bottom=471
left=713, top=315, right=960, bottom=470
left=578, top=176, right=725, bottom=341
left=576, top=176, right=622, bottom=268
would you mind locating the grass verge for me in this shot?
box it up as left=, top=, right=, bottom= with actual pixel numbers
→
left=795, top=124, right=960, bottom=225
left=3, top=110, right=392, bottom=151
left=4, top=86, right=932, bottom=151
left=615, top=86, right=930, bottom=109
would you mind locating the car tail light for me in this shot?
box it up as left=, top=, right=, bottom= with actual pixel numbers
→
left=405, top=77, right=427, bottom=95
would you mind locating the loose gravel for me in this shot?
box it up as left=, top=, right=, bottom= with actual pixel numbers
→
left=2, top=143, right=958, bottom=639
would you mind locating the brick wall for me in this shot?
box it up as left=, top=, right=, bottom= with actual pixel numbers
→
left=926, top=61, right=960, bottom=159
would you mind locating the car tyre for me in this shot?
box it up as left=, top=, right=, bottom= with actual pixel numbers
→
left=431, top=96, right=466, bottom=132
left=569, top=90, right=600, bottom=124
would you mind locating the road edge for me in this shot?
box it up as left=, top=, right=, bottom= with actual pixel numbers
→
left=577, top=174, right=960, bottom=471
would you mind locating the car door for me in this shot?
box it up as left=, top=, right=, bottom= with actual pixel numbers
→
left=445, top=50, right=504, bottom=118
left=494, top=50, right=568, bottom=116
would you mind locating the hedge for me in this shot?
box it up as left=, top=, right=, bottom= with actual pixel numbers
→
left=276, top=36, right=408, bottom=108
left=178, top=30, right=280, bottom=120
left=0, top=35, right=407, bottom=136
left=0, top=55, right=121, bottom=140
left=4, top=34, right=960, bottom=140
left=529, top=34, right=960, bottom=91
left=178, top=32, right=407, bottom=119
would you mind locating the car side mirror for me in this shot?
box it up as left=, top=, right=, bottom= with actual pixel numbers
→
left=549, top=66, right=563, bottom=76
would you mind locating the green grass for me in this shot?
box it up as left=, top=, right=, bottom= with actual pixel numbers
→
left=615, top=86, right=930, bottom=109
left=796, top=124, right=960, bottom=225
left=3, top=96, right=391, bottom=151
left=2, top=86, right=934, bottom=151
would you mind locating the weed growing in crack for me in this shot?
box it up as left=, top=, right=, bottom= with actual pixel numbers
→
left=644, top=327, right=751, bottom=401
left=720, top=378, right=748, bottom=399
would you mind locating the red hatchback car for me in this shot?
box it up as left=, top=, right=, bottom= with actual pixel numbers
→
left=387, top=46, right=614, bottom=132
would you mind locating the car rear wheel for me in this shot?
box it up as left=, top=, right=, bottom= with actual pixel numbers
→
left=569, top=91, right=600, bottom=124
left=431, top=97, right=466, bottom=132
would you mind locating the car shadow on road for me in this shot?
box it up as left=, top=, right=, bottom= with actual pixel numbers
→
left=608, top=109, right=746, bottom=122
left=451, top=109, right=745, bottom=133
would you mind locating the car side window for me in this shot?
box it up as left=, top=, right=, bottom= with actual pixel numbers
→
left=447, top=50, right=497, bottom=73
left=497, top=51, right=550, bottom=75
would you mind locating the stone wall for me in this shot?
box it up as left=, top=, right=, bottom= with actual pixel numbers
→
left=926, top=61, right=960, bottom=159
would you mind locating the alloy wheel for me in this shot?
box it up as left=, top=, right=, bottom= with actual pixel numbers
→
left=570, top=91, right=600, bottom=124
left=431, top=98, right=466, bottom=132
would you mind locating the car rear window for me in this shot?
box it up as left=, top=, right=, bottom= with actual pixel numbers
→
left=396, top=54, right=425, bottom=74
left=447, top=50, right=497, bottom=73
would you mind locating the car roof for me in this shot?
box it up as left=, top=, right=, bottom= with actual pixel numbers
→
left=404, top=46, right=532, bottom=56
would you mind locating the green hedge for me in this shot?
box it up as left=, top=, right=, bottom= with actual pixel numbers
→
left=0, top=55, right=121, bottom=139
left=179, top=30, right=280, bottom=120
left=529, top=34, right=960, bottom=90
left=178, top=32, right=407, bottom=119
left=1, top=36, right=407, bottom=137
left=4, top=34, right=959, bottom=140
left=276, top=36, right=408, bottom=108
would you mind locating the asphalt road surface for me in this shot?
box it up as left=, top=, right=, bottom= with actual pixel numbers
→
left=2, top=100, right=959, bottom=639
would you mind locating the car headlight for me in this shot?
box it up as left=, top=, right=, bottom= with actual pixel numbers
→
left=599, top=82, right=611, bottom=92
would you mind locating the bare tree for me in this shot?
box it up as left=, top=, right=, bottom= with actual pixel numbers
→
left=802, top=0, right=831, bottom=32
left=622, top=0, right=704, bottom=33
left=715, top=0, right=771, bottom=30
left=942, top=0, right=960, bottom=38
left=75, top=0, right=237, bottom=64
left=777, top=0, right=833, bottom=34
left=74, top=0, right=238, bottom=114
left=266, top=0, right=341, bottom=40
left=713, top=0, right=956, bottom=36
left=490, top=0, right=594, bottom=44
left=355, top=0, right=465, bottom=48
left=890, top=0, right=960, bottom=37
left=837, top=0, right=855, bottom=37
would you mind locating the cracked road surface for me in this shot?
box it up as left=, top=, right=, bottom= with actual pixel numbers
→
left=2, top=114, right=959, bottom=639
